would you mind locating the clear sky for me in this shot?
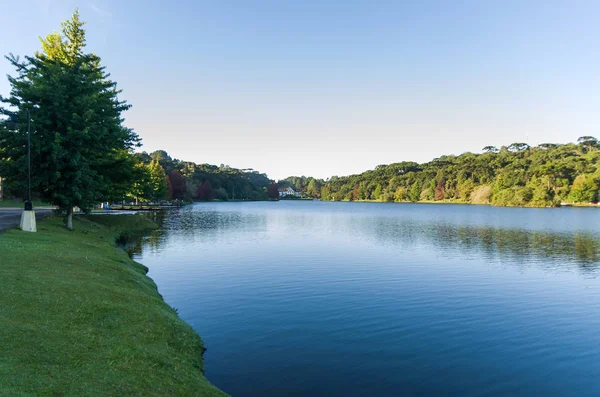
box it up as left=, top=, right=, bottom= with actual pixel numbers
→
left=1, top=1, right=599, bottom=180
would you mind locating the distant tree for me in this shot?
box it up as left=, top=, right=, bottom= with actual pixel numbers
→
left=508, top=142, right=530, bottom=152
left=482, top=146, right=499, bottom=153
left=537, top=143, right=558, bottom=150
left=214, top=187, right=228, bottom=201
left=427, top=179, right=436, bottom=200
left=357, top=184, right=367, bottom=200
left=434, top=179, right=446, bottom=201
left=373, top=184, right=382, bottom=201
left=569, top=174, right=597, bottom=203
left=267, top=183, right=279, bottom=200
left=409, top=181, right=421, bottom=202
left=168, top=170, right=186, bottom=200
left=166, top=174, right=173, bottom=199
left=577, top=136, right=599, bottom=152
left=150, top=150, right=175, bottom=173
left=130, top=161, right=152, bottom=204
left=306, top=179, right=321, bottom=197
left=197, top=180, right=214, bottom=201
left=457, top=179, right=476, bottom=202
left=148, top=160, right=168, bottom=201
left=394, top=186, right=407, bottom=202
left=321, top=186, right=331, bottom=201
left=528, top=176, right=554, bottom=207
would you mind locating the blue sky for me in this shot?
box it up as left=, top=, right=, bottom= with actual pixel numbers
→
left=2, top=1, right=599, bottom=180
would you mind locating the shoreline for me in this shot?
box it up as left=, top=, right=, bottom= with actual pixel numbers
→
left=0, top=215, right=227, bottom=396
left=314, top=199, right=600, bottom=208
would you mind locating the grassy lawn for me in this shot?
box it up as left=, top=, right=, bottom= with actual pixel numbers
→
left=0, top=215, right=227, bottom=396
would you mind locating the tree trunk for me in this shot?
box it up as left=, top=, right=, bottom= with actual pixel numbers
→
left=66, top=207, right=73, bottom=230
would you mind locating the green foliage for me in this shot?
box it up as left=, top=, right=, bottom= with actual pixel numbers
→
left=394, top=186, right=407, bottom=202
left=1, top=11, right=138, bottom=225
left=148, top=160, right=168, bottom=201
left=280, top=138, right=600, bottom=208
left=568, top=174, right=598, bottom=203
left=135, top=151, right=269, bottom=202
left=492, top=187, right=533, bottom=206
left=305, top=179, right=319, bottom=197
left=457, top=179, right=476, bottom=202
left=409, top=182, right=421, bottom=202
left=321, top=186, right=331, bottom=201
left=527, top=176, right=555, bottom=207
left=373, top=184, right=382, bottom=201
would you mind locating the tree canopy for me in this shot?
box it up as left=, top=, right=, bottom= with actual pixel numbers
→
left=0, top=10, right=139, bottom=228
left=280, top=138, right=600, bottom=207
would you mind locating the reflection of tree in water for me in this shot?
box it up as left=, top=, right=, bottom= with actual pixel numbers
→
left=124, top=211, right=168, bottom=256
left=132, top=206, right=600, bottom=274
left=368, top=218, right=600, bottom=270
left=136, top=207, right=268, bottom=255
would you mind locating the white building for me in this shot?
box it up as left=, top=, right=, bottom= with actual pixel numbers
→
left=278, top=187, right=296, bottom=197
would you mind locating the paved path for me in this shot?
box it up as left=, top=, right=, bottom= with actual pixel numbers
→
left=0, top=208, right=53, bottom=232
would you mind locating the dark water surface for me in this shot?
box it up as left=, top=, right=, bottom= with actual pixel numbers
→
left=134, top=201, right=600, bottom=396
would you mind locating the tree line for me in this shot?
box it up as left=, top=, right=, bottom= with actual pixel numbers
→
left=132, top=150, right=270, bottom=203
left=280, top=137, right=600, bottom=207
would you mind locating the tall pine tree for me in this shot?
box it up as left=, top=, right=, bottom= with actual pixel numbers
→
left=0, top=10, right=139, bottom=229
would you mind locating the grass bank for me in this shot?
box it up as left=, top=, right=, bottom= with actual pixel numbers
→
left=0, top=214, right=226, bottom=396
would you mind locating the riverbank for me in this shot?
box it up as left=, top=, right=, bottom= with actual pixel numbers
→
left=332, top=198, right=600, bottom=208
left=0, top=215, right=226, bottom=396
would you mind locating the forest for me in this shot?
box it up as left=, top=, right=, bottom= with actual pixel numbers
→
left=131, top=150, right=271, bottom=202
left=280, top=138, right=600, bottom=207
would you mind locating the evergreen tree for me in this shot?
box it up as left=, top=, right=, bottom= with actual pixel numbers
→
left=409, top=182, right=421, bottom=202
left=0, top=10, right=138, bottom=228
left=321, top=186, right=331, bottom=201
left=148, top=160, right=168, bottom=202
left=373, top=184, right=382, bottom=201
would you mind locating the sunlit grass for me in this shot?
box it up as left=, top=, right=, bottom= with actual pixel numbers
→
left=0, top=215, right=226, bottom=396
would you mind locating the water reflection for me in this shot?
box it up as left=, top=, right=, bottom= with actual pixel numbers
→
left=137, top=203, right=600, bottom=273
left=368, top=218, right=600, bottom=269
left=133, top=202, right=600, bottom=397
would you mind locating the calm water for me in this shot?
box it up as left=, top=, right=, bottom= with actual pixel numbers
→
left=134, top=201, right=600, bottom=396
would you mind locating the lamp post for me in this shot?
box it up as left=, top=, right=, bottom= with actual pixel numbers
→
left=20, top=108, right=36, bottom=232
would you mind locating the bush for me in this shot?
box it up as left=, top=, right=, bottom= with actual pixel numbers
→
left=394, top=187, right=407, bottom=202
left=492, top=186, right=533, bottom=206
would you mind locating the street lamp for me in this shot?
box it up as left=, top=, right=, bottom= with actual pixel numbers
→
left=20, top=109, right=35, bottom=232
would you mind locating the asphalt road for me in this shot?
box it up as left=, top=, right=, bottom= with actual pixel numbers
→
left=0, top=208, right=53, bottom=231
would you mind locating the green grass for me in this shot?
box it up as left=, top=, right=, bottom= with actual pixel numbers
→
left=0, top=215, right=227, bottom=396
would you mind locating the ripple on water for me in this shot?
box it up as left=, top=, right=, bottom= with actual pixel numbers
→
left=135, top=202, right=600, bottom=397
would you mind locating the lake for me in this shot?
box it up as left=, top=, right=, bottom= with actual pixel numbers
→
left=134, top=201, right=600, bottom=396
